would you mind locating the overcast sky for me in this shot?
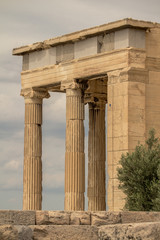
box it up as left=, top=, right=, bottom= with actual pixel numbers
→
left=0, top=0, right=160, bottom=211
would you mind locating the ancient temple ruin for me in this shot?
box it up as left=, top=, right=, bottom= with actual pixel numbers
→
left=12, top=19, right=160, bottom=211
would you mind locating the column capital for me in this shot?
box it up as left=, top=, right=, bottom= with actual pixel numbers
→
left=84, top=77, right=107, bottom=105
left=21, top=88, right=50, bottom=103
left=88, top=99, right=106, bottom=110
left=61, top=80, right=83, bottom=91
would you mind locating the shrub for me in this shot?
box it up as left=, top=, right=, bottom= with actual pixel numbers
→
left=117, top=129, right=160, bottom=211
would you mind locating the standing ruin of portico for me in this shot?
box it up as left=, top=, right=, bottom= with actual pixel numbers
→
left=13, top=18, right=160, bottom=211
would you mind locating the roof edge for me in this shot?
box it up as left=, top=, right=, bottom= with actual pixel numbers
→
left=12, top=18, right=159, bottom=56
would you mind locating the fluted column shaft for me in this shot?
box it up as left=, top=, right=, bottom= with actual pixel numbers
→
left=21, top=88, right=49, bottom=210
left=65, top=88, right=85, bottom=210
left=88, top=101, right=106, bottom=211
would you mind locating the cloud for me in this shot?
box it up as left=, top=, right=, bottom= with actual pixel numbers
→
left=3, top=160, right=22, bottom=172
left=0, top=83, right=24, bottom=122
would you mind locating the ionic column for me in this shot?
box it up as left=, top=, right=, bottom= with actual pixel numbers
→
left=21, top=88, right=50, bottom=210
left=88, top=100, right=106, bottom=211
left=65, top=87, right=85, bottom=211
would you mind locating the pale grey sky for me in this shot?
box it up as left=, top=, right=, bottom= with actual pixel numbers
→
left=0, top=0, right=160, bottom=210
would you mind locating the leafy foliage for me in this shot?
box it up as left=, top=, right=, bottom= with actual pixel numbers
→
left=117, top=129, right=160, bottom=211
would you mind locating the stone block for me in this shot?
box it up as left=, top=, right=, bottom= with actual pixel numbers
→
left=70, top=212, right=91, bottom=225
left=56, top=43, right=74, bottom=63
left=36, top=211, right=70, bottom=225
left=128, top=135, right=145, bottom=150
left=91, top=212, right=121, bottom=226
left=113, top=122, right=128, bottom=137
left=74, top=37, right=98, bottom=59
left=99, top=222, right=160, bottom=240
left=146, top=27, right=160, bottom=58
left=98, top=33, right=115, bottom=53
left=0, top=210, right=35, bottom=225
left=112, top=95, right=128, bottom=111
left=121, top=211, right=160, bottom=224
left=107, top=165, right=114, bottom=179
left=113, top=136, right=128, bottom=151
left=0, top=225, right=18, bottom=240
left=129, top=49, right=146, bottom=69
left=149, top=71, right=160, bottom=85
left=16, top=225, right=33, bottom=240
left=146, top=97, right=160, bottom=109
left=107, top=123, right=113, bottom=138
left=129, top=28, right=146, bottom=48
left=128, top=122, right=145, bottom=137
left=128, top=81, right=145, bottom=96
left=128, top=95, right=145, bottom=109
left=115, top=29, right=130, bottom=49
left=128, top=108, right=145, bottom=124
left=28, top=47, right=56, bottom=70
left=113, top=190, right=126, bottom=209
left=107, top=84, right=113, bottom=99
left=146, top=111, right=160, bottom=126
left=112, top=110, right=128, bottom=137
left=113, top=109, right=127, bottom=125
left=22, top=54, right=29, bottom=71
left=146, top=84, right=160, bottom=98
left=31, top=225, right=98, bottom=240
left=107, top=151, right=113, bottom=165
left=107, top=137, right=113, bottom=152
left=107, top=110, right=112, bottom=126
left=115, top=28, right=145, bottom=49
left=112, top=81, right=128, bottom=97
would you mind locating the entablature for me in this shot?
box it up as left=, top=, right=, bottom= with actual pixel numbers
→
left=20, top=48, right=146, bottom=91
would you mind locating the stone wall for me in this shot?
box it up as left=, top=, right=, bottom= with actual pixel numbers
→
left=0, top=210, right=160, bottom=239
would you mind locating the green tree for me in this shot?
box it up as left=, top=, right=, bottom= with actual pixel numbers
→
left=117, top=129, right=160, bottom=211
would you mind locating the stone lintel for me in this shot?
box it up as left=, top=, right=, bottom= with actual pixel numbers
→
left=20, top=48, right=145, bottom=90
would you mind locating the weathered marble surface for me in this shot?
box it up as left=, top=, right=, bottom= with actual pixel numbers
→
left=0, top=210, right=35, bottom=225
left=99, top=222, right=160, bottom=240
left=36, top=211, right=70, bottom=225
left=31, top=225, right=98, bottom=240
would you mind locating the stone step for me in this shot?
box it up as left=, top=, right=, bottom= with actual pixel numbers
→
left=0, top=225, right=98, bottom=240
left=1, top=222, right=160, bottom=240
left=1, top=210, right=160, bottom=226
left=1, top=211, right=160, bottom=239
left=99, top=222, right=160, bottom=240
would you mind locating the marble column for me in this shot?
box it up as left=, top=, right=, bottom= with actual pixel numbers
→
left=65, top=87, right=85, bottom=211
left=21, top=88, right=50, bottom=210
left=88, top=100, right=106, bottom=211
